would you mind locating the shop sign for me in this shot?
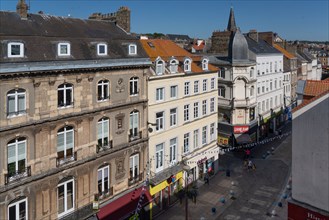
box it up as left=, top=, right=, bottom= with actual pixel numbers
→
left=197, top=157, right=207, bottom=165
left=288, top=202, right=329, bottom=220
left=218, top=135, right=229, bottom=145
left=234, top=126, right=249, bottom=134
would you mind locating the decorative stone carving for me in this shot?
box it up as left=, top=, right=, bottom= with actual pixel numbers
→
left=76, top=77, right=82, bottom=83
left=116, top=78, right=125, bottom=93
left=33, top=80, right=41, bottom=87
left=88, top=76, right=93, bottom=82
left=115, top=157, right=125, bottom=180
left=48, top=80, right=56, bottom=86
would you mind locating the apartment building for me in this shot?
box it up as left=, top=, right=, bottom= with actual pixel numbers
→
left=0, top=3, right=152, bottom=220
left=140, top=39, right=218, bottom=217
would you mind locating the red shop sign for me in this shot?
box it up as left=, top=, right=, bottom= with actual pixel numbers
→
left=234, top=126, right=249, bottom=134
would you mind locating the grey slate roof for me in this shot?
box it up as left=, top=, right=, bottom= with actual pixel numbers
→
left=230, top=29, right=249, bottom=62
left=166, top=34, right=191, bottom=41
left=296, top=80, right=306, bottom=95
left=245, top=35, right=282, bottom=55
left=0, top=11, right=149, bottom=63
left=297, top=49, right=315, bottom=62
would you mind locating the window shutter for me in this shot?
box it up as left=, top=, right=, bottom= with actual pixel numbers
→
left=66, top=130, right=74, bottom=149
left=17, top=141, right=26, bottom=161
left=57, top=133, right=65, bottom=152
left=18, top=94, right=25, bottom=112
left=104, top=120, right=109, bottom=138
left=8, top=96, right=15, bottom=113
left=97, top=122, right=102, bottom=139
left=7, top=144, right=16, bottom=164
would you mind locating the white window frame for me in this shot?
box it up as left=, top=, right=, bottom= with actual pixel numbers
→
left=169, top=59, right=178, bottom=73
left=97, top=118, right=109, bottom=148
left=129, top=110, right=139, bottom=137
left=155, top=143, right=164, bottom=173
left=130, top=77, right=139, bottom=96
left=184, top=82, right=190, bottom=96
left=202, top=126, right=207, bottom=145
left=156, top=87, right=165, bottom=101
left=7, top=137, right=27, bottom=179
left=184, top=59, right=191, bottom=72
left=193, top=129, right=199, bottom=149
left=97, top=165, right=110, bottom=195
left=193, top=102, right=199, bottom=119
left=58, top=43, right=71, bottom=56
left=169, top=138, right=177, bottom=164
left=97, top=80, right=110, bottom=101
left=155, top=111, right=164, bottom=131
left=210, top=78, right=215, bottom=90
left=194, top=80, right=199, bottom=93
left=130, top=154, right=139, bottom=179
left=170, top=85, right=178, bottom=99
left=155, top=60, right=164, bottom=75
left=57, top=126, right=74, bottom=160
left=210, top=123, right=215, bottom=141
left=58, top=83, right=73, bottom=108
left=8, top=42, right=24, bottom=58
left=202, top=100, right=207, bottom=116
left=7, top=88, right=26, bottom=117
left=218, top=87, right=225, bottom=98
left=57, top=179, right=75, bottom=218
left=97, top=43, right=108, bottom=56
left=202, top=79, right=207, bottom=92
left=170, top=108, right=177, bottom=127
left=184, top=104, right=189, bottom=122
left=250, top=86, right=254, bottom=97
left=8, top=198, right=28, bottom=220
left=210, top=97, right=215, bottom=113
left=129, top=44, right=137, bottom=55
left=202, top=59, right=208, bottom=70
left=183, top=133, right=190, bottom=154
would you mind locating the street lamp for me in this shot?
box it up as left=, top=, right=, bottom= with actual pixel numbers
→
left=183, top=164, right=191, bottom=220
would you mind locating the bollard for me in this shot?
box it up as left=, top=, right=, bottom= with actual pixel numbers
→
left=211, top=207, right=216, bottom=214
left=231, top=181, right=235, bottom=186
left=271, top=209, right=276, bottom=216
left=220, top=197, right=225, bottom=204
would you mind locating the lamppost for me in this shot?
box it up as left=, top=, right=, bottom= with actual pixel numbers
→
left=183, top=164, right=191, bottom=220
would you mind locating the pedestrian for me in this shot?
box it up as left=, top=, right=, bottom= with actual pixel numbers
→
left=204, top=172, right=209, bottom=185
left=244, top=149, right=251, bottom=159
left=252, top=163, right=257, bottom=170
left=247, top=160, right=253, bottom=171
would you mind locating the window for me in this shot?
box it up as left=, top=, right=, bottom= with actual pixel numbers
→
left=210, top=123, right=215, bottom=141
left=258, top=87, right=260, bottom=94
left=262, top=86, right=265, bottom=93
left=170, top=108, right=177, bottom=127
left=7, top=89, right=26, bottom=117
left=170, top=85, right=178, bottom=98
left=202, top=79, right=207, bottom=92
left=270, top=97, right=273, bottom=108
left=202, top=126, right=207, bottom=145
left=98, top=166, right=110, bottom=196
left=219, top=67, right=225, bottom=78
left=257, top=70, right=260, bottom=75
left=129, top=44, right=137, bottom=55
left=169, top=59, right=178, bottom=73
left=8, top=198, right=27, bottom=220
left=270, top=82, right=273, bottom=91
left=275, top=96, right=277, bottom=106
left=210, top=98, right=215, bottom=113
left=210, top=78, right=215, bottom=89
left=58, top=83, right=73, bottom=107
left=202, top=100, right=207, bottom=115
left=8, top=42, right=24, bottom=58
left=184, top=104, right=189, bottom=122
left=270, top=62, right=272, bottom=72
left=97, top=118, right=109, bottom=148
left=275, top=80, right=277, bottom=89
left=97, top=43, right=107, bottom=56
left=218, top=86, right=225, bottom=97
left=156, top=60, right=164, bottom=75
left=202, top=59, right=208, bottom=70
left=129, top=154, right=139, bottom=179
left=97, top=80, right=110, bottom=101
left=262, top=101, right=265, bottom=112
left=57, top=126, right=74, bottom=161
left=250, top=86, right=254, bottom=97
left=193, top=102, right=199, bottom=118
left=258, top=102, right=261, bottom=114
left=194, top=81, right=199, bottom=93
left=156, top=88, right=164, bottom=101
left=58, top=179, right=74, bottom=217
left=130, top=77, right=138, bottom=96
left=184, top=82, right=190, bottom=96
left=7, top=137, right=26, bottom=179
left=275, top=61, right=278, bottom=72
left=169, top=138, right=177, bottom=163
left=156, top=111, right=164, bottom=131
left=250, top=108, right=255, bottom=121
left=156, top=143, right=164, bottom=172
left=266, top=99, right=269, bottom=111
left=58, top=43, right=70, bottom=56
left=250, top=67, right=254, bottom=78
left=129, top=110, right=139, bottom=137
left=184, top=59, right=191, bottom=72
left=193, top=129, right=199, bottom=149
left=183, top=133, right=190, bottom=153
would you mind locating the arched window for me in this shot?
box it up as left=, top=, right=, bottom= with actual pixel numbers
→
left=202, top=58, right=208, bottom=70
left=218, top=86, right=226, bottom=97
left=169, top=59, right=178, bottom=73
left=97, top=117, right=109, bottom=148
left=57, top=126, right=74, bottom=163
left=58, top=83, right=73, bottom=107
left=58, top=177, right=75, bottom=217
left=97, top=80, right=110, bottom=101
left=155, top=60, right=164, bottom=75
left=250, top=86, right=255, bottom=97
left=184, top=59, right=191, bottom=72
left=97, top=165, right=110, bottom=197
left=129, top=110, right=139, bottom=139
left=8, top=197, right=28, bottom=220
left=7, top=88, right=26, bottom=117
left=129, top=77, right=139, bottom=96
left=7, top=137, right=26, bottom=178
left=250, top=67, right=254, bottom=78
left=129, top=154, right=139, bottom=183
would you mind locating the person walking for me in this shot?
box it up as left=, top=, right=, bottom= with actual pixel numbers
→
left=247, top=160, right=253, bottom=171
left=244, top=149, right=251, bottom=159
left=204, top=172, right=209, bottom=185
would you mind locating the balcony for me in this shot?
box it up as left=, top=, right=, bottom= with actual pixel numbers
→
left=5, top=166, right=31, bottom=185
left=233, top=98, right=250, bottom=108
left=96, top=140, right=113, bottom=153
left=128, top=172, right=143, bottom=186
left=129, top=131, right=142, bottom=142
left=56, top=152, right=77, bottom=167
left=94, top=187, right=114, bottom=202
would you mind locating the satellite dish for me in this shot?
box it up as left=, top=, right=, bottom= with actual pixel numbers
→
left=148, top=127, right=153, bottom=133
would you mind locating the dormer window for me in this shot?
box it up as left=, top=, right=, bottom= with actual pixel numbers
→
left=184, top=59, right=191, bottom=72
left=8, top=42, right=24, bottom=58
left=97, top=43, right=107, bottom=56
left=129, top=44, right=137, bottom=55
left=155, top=60, right=164, bottom=75
left=169, top=59, right=178, bottom=74
left=202, top=58, right=208, bottom=70
left=58, top=43, right=70, bottom=56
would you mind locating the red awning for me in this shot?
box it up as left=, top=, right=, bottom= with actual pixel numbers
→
left=97, top=186, right=152, bottom=220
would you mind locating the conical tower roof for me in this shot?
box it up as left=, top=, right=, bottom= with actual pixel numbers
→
left=227, top=7, right=237, bottom=32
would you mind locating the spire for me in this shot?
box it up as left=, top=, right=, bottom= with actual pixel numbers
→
left=227, top=7, right=237, bottom=32
left=16, top=0, right=29, bottom=19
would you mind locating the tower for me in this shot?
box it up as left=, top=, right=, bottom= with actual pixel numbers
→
left=16, top=0, right=28, bottom=19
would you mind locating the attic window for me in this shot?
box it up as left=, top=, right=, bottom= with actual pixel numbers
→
left=8, top=42, right=24, bottom=58
left=202, top=59, right=208, bottom=70
left=156, top=60, right=164, bottom=75
left=97, top=43, right=108, bottom=56
left=147, top=42, right=155, bottom=48
left=129, top=44, right=137, bottom=55
left=169, top=59, right=178, bottom=74
left=58, top=43, right=71, bottom=56
left=184, top=59, right=191, bottom=72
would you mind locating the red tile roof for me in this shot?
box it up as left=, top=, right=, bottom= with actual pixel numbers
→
left=292, top=90, right=329, bottom=113
left=273, top=44, right=296, bottom=59
left=303, top=80, right=329, bottom=97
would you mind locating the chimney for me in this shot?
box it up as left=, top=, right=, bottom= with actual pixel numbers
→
left=248, top=29, right=258, bottom=42
left=16, top=0, right=28, bottom=19
left=258, top=32, right=274, bottom=46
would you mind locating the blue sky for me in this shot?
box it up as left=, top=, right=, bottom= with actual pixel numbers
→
left=1, top=0, right=328, bottom=41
